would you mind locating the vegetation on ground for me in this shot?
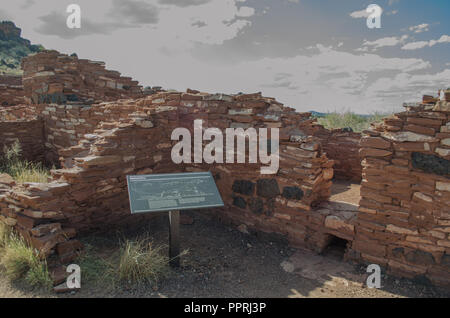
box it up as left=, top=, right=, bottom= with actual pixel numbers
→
left=0, top=223, right=52, bottom=289
left=0, top=140, right=50, bottom=183
left=117, top=238, right=170, bottom=285
left=314, top=112, right=387, bottom=132
left=76, top=236, right=175, bottom=289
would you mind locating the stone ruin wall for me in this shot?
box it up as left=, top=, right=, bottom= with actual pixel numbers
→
left=349, top=99, right=450, bottom=287
left=312, top=127, right=362, bottom=181
left=21, top=50, right=143, bottom=105
left=0, top=50, right=448, bottom=287
left=0, top=105, right=45, bottom=163
left=0, top=75, right=25, bottom=106
left=0, top=92, right=334, bottom=265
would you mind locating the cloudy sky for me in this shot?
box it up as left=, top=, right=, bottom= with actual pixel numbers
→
left=1, top=0, right=449, bottom=113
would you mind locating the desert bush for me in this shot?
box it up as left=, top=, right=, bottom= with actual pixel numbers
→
left=0, top=229, right=52, bottom=289
left=116, top=238, right=170, bottom=285
left=0, top=140, right=50, bottom=183
left=316, top=112, right=387, bottom=132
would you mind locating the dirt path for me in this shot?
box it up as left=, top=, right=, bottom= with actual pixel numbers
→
left=0, top=212, right=448, bottom=298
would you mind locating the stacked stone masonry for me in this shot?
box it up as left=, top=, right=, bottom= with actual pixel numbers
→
left=21, top=51, right=143, bottom=105
left=312, top=126, right=362, bottom=181
left=351, top=97, right=450, bottom=287
left=0, top=105, right=45, bottom=163
left=0, top=75, right=25, bottom=106
left=0, top=50, right=448, bottom=288
left=0, top=91, right=335, bottom=267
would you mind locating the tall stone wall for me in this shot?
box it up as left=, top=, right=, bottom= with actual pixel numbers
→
left=0, top=75, right=25, bottom=106
left=21, top=51, right=143, bottom=105
left=351, top=100, right=450, bottom=287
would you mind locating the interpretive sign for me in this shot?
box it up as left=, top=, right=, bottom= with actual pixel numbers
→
left=126, top=172, right=224, bottom=214
left=126, top=171, right=224, bottom=267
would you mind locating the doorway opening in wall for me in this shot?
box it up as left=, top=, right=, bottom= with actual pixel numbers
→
left=321, top=235, right=349, bottom=261
left=329, top=180, right=361, bottom=205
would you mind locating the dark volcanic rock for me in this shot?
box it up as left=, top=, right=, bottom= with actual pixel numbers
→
left=233, top=196, right=247, bottom=209
left=405, top=250, right=435, bottom=266
left=256, top=179, right=280, bottom=198
left=249, top=198, right=264, bottom=215
left=282, top=186, right=304, bottom=200
left=232, top=180, right=255, bottom=195
left=441, top=254, right=450, bottom=267
left=411, top=152, right=450, bottom=176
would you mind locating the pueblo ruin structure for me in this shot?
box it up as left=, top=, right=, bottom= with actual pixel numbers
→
left=0, top=50, right=449, bottom=287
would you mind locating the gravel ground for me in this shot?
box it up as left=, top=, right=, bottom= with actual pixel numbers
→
left=1, top=211, right=449, bottom=298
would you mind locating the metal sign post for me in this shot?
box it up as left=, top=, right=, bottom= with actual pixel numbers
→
left=126, top=172, right=224, bottom=267
left=168, top=210, right=180, bottom=267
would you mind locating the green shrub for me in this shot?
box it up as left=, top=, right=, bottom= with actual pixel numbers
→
left=316, top=112, right=387, bottom=132
left=0, top=231, right=52, bottom=289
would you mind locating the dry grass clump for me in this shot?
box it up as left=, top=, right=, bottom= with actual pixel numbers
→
left=117, top=238, right=170, bottom=286
left=0, top=140, right=50, bottom=183
left=75, top=236, right=176, bottom=289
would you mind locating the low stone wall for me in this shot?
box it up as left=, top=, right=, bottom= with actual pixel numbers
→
left=21, top=51, right=143, bottom=105
left=0, top=105, right=45, bottom=163
left=352, top=100, right=450, bottom=287
left=313, top=126, right=362, bottom=181
left=0, top=91, right=335, bottom=263
left=0, top=75, right=25, bottom=106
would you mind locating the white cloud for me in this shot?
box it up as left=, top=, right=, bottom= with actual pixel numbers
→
left=402, top=34, right=450, bottom=50
left=200, top=45, right=432, bottom=113
left=386, top=10, right=398, bottom=15
left=1, top=0, right=447, bottom=114
left=236, top=6, right=255, bottom=17
left=408, top=23, right=429, bottom=33
left=366, top=69, right=450, bottom=104
left=349, top=9, right=370, bottom=19
left=362, top=35, right=408, bottom=50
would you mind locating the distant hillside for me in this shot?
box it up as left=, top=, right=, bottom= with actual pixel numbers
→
left=0, top=21, right=44, bottom=75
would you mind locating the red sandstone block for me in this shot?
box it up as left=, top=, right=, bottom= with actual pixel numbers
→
left=353, top=237, right=387, bottom=257
left=359, top=148, right=392, bottom=158
left=404, top=124, right=436, bottom=136
left=30, top=223, right=61, bottom=237
left=392, top=142, right=428, bottom=152
left=56, top=240, right=83, bottom=256
left=16, top=214, right=37, bottom=230
left=406, top=117, right=443, bottom=127
left=360, top=136, right=391, bottom=149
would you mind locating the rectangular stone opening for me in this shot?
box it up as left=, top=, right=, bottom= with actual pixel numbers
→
left=321, top=235, right=349, bottom=261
